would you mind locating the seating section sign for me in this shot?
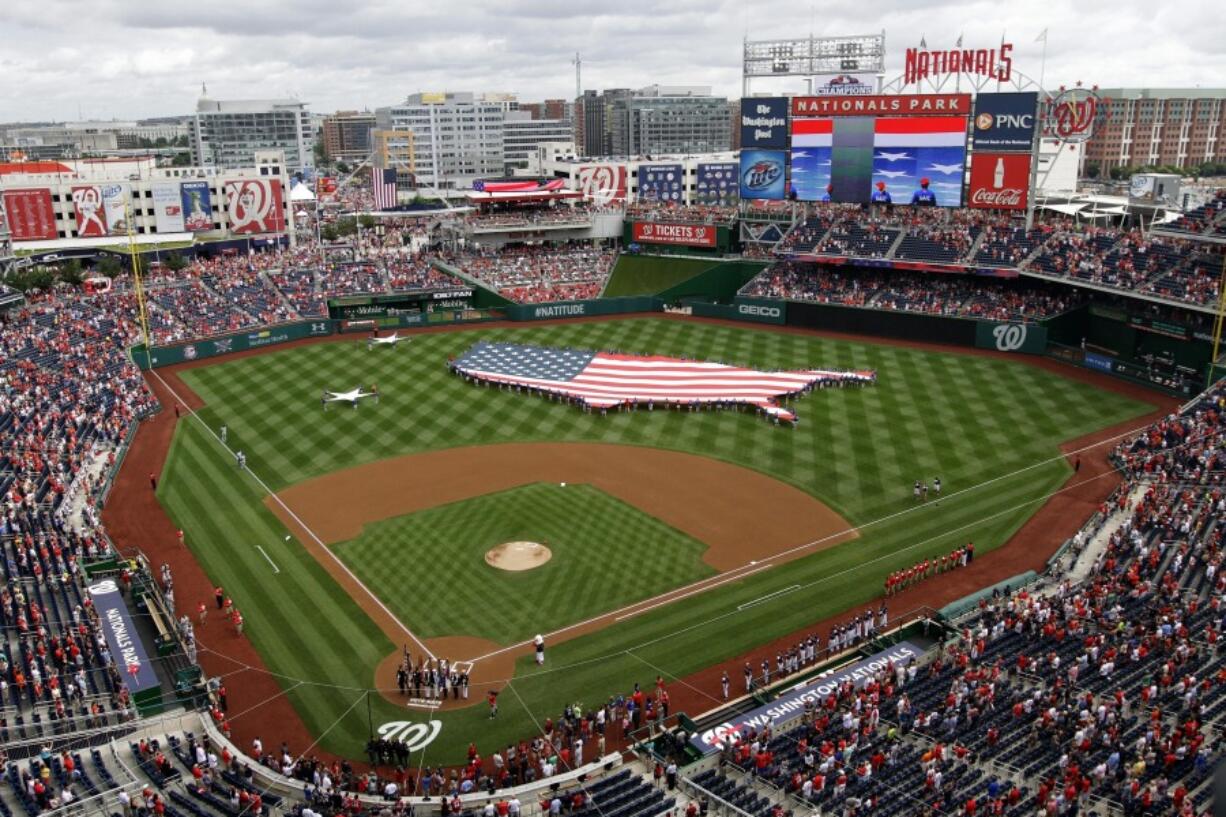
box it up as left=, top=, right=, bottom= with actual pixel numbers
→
left=689, top=640, right=923, bottom=754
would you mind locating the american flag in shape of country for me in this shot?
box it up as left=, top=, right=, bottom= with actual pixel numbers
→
left=451, top=342, right=874, bottom=423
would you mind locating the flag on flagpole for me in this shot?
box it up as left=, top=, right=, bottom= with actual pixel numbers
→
left=372, top=166, right=397, bottom=211
left=919, top=35, right=927, bottom=48
left=1035, top=28, right=1048, bottom=42
left=956, top=32, right=963, bottom=47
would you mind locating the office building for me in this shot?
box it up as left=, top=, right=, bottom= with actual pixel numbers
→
left=503, top=112, right=574, bottom=170
left=375, top=92, right=505, bottom=189
left=1084, top=88, right=1226, bottom=172
left=578, top=86, right=731, bottom=157
left=190, top=96, right=313, bottom=171
left=321, top=111, right=376, bottom=162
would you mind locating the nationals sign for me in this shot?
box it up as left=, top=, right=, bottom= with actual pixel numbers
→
left=904, top=43, right=1013, bottom=85
left=225, top=179, right=285, bottom=234
left=792, top=94, right=970, bottom=117
left=968, top=152, right=1031, bottom=210
left=632, top=221, right=717, bottom=248
left=72, top=185, right=108, bottom=237
left=577, top=164, right=627, bottom=206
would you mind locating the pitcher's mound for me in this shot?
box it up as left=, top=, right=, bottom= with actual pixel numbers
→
left=485, top=541, right=552, bottom=571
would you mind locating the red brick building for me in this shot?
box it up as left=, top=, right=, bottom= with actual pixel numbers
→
left=1085, top=89, right=1226, bottom=172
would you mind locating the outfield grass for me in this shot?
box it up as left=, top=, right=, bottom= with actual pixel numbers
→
left=158, top=317, right=1154, bottom=761
left=335, top=483, right=715, bottom=644
left=602, top=256, right=717, bottom=297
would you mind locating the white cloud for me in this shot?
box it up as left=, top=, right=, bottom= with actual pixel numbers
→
left=0, top=0, right=1218, bottom=121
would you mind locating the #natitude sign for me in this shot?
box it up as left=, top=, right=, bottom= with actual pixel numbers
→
left=631, top=221, right=718, bottom=248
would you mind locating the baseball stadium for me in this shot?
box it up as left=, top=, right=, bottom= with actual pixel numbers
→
left=1, top=32, right=1225, bottom=817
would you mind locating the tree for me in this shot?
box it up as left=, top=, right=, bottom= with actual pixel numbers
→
left=165, top=253, right=189, bottom=272
left=96, top=256, right=123, bottom=278
left=1083, top=162, right=1101, bottom=180
left=320, top=224, right=339, bottom=242
left=335, top=217, right=359, bottom=238
left=58, top=259, right=84, bottom=285
left=171, top=152, right=193, bottom=167
left=313, top=137, right=330, bottom=168
left=358, top=214, right=376, bottom=230
left=336, top=161, right=351, bottom=175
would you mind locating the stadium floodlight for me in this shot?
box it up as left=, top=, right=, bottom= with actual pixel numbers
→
left=742, top=33, right=887, bottom=96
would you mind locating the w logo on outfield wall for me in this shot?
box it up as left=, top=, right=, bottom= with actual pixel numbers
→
left=992, top=323, right=1028, bottom=352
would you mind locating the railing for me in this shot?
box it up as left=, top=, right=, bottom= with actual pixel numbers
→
left=680, top=775, right=758, bottom=817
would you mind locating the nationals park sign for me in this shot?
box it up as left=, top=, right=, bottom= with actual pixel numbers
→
left=792, top=93, right=971, bottom=117
left=632, top=221, right=718, bottom=249
left=690, top=641, right=923, bottom=754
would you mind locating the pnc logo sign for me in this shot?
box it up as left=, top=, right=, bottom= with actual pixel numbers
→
left=975, top=112, right=1033, bottom=130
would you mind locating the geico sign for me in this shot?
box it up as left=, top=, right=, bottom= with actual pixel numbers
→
left=738, top=304, right=781, bottom=318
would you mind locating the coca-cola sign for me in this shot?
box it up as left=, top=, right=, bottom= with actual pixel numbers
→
left=967, top=152, right=1030, bottom=211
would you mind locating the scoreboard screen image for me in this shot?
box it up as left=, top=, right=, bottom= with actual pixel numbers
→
left=791, top=115, right=966, bottom=206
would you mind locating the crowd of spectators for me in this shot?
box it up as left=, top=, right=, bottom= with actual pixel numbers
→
left=0, top=288, right=159, bottom=762
left=626, top=202, right=737, bottom=226
left=467, top=205, right=600, bottom=231
left=453, top=243, right=616, bottom=304
left=740, top=262, right=1078, bottom=322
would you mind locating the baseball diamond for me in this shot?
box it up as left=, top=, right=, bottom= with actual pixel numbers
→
left=133, top=316, right=1155, bottom=759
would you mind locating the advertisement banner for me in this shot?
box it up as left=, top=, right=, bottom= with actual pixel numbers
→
left=739, top=150, right=787, bottom=200
left=1084, top=352, right=1115, bottom=373
left=790, top=119, right=833, bottom=201
left=180, top=181, right=214, bottom=231
left=100, top=183, right=129, bottom=236
left=740, top=97, right=790, bottom=148
left=86, top=578, right=159, bottom=694
left=2, top=188, right=57, bottom=241
left=812, top=73, right=877, bottom=96
left=225, top=179, right=286, bottom=234
left=636, top=163, right=685, bottom=203
left=71, top=185, right=109, bottom=237
left=577, top=163, right=627, bottom=206
left=972, top=92, right=1038, bottom=152
left=691, top=300, right=786, bottom=325
left=968, top=152, right=1031, bottom=210
left=689, top=641, right=924, bottom=754
left=631, top=221, right=718, bottom=248
left=793, top=93, right=971, bottom=117
left=695, top=163, right=738, bottom=206
left=143, top=319, right=333, bottom=368
left=150, top=182, right=186, bottom=233
left=974, top=321, right=1047, bottom=353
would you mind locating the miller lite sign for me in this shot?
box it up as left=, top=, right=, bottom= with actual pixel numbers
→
left=967, top=152, right=1030, bottom=210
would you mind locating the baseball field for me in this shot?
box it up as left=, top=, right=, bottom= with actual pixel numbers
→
left=151, top=316, right=1153, bottom=761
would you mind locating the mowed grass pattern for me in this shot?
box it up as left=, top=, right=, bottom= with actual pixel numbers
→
left=158, top=317, right=1155, bottom=760
left=335, top=483, right=715, bottom=644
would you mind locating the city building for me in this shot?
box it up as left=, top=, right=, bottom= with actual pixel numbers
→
left=190, top=95, right=313, bottom=171
left=372, top=129, right=415, bottom=185
left=0, top=151, right=293, bottom=243
left=2, top=120, right=190, bottom=156
left=578, top=86, right=731, bottom=157
left=1084, top=88, right=1226, bottom=172
left=374, top=92, right=506, bottom=189
left=502, top=112, right=574, bottom=170
left=321, top=111, right=376, bottom=162
left=519, top=100, right=571, bottom=121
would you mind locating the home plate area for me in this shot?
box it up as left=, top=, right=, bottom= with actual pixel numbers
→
left=406, top=660, right=474, bottom=710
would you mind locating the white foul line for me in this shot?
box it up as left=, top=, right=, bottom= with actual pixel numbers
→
left=737, top=584, right=801, bottom=611
left=150, top=370, right=437, bottom=660
left=256, top=545, right=280, bottom=574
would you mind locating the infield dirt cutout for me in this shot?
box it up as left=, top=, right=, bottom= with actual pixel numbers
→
left=486, top=541, right=552, bottom=571
left=266, top=441, right=856, bottom=709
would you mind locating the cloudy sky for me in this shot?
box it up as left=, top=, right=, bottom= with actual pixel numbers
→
left=1, top=0, right=1220, bottom=122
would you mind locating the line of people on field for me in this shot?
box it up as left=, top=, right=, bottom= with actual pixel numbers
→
left=884, top=543, right=974, bottom=596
